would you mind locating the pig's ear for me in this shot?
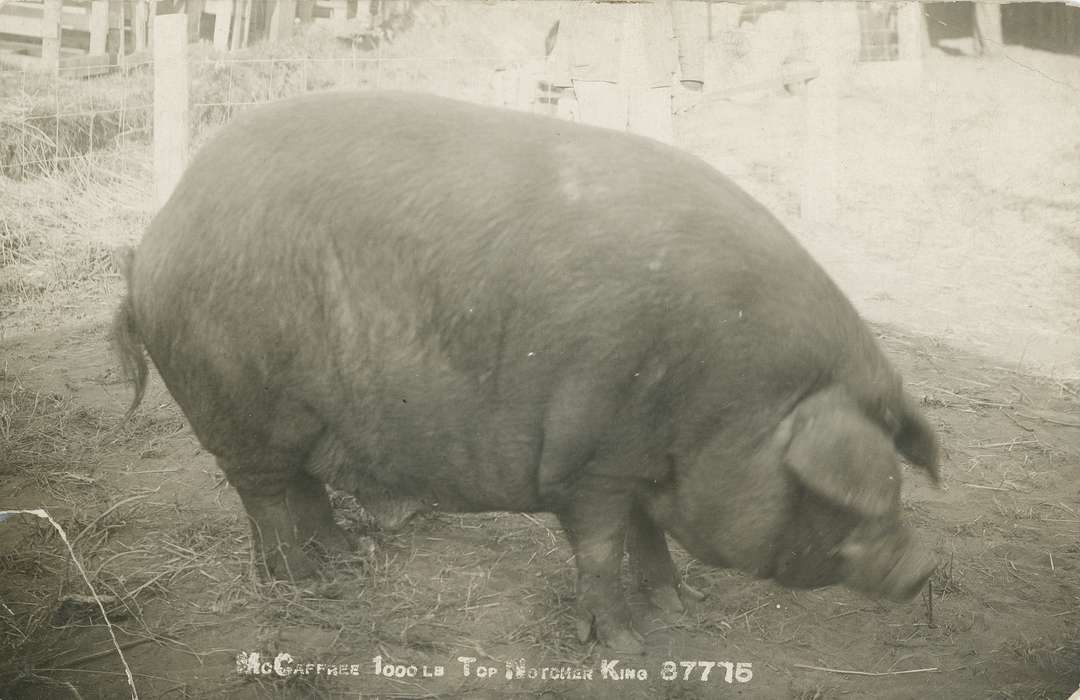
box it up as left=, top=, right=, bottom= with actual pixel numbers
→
left=783, top=388, right=901, bottom=517
left=893, top=393, right=940, bottom=484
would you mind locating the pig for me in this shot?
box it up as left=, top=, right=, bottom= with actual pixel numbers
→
left=112, top=90, right=940, bottom=654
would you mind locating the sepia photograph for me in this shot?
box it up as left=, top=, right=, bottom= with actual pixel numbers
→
left=1, top=0, right=1078, bottom=698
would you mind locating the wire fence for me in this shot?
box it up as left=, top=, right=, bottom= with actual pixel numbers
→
left=1, top=54, right=554, bottom=181
left=0, top=1, right=920, bottom=187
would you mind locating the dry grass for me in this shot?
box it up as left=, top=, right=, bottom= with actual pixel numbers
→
left=0, top=7, right=557, bottom=339
left=0, top=383, right=230, bottom=696
left=0, top=65, right=154, bottom=181
left=0, top=6, right=1078, bottom=697
left=0, top=1, right=557, bottom=182
left=1, top=333, right=1079, bottom=697
left=0, top=374, right=113, bottom=479
left=0, top=143, right=151, bottom=338
left=0, top=364, right=578, bottom=695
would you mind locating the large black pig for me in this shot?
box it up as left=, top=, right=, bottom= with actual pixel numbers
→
left=113, top=91, right=940, bottom=654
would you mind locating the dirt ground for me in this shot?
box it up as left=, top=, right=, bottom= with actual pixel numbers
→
left=2, top=9, right=1079, bottom=700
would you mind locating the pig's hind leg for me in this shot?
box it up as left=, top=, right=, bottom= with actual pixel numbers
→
left=294, top=431, right=358, bottom=555
left=288, top=471, right=352, bottom=556
left=213, top=415, right=350, bottom=579
left=219, top=454, right=321, bottom=580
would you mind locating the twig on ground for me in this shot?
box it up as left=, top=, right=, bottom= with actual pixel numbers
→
left=928, top=386, right=1013, bottom=408
left=71, top=491, right=158, bottom=546
left=53, top=638, right=155, bottom=669
left=2, top=509, right=139, bottom=700
left=794, top=664, right=938, bottom=677
left=1001, top=411, right=1036, bottom=433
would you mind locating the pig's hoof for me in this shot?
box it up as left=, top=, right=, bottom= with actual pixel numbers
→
left=575, top=614, right=593, bottom=645
left=600, top=626, right=646, bottom=656
left=574, top=613, right=645, bottom=655
left=265, top=547, right=319, bottom=581
left=678, top=580, right=706, bottom=602
left=648, top=585, right=685, bottom=614
left=309, top=524, right=353, bottom=555
left=645, top=581, right=704, bottom=613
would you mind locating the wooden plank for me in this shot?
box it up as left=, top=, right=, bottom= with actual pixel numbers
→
left=1069, top=5, right=1080, bottom=54
left=107, top=0, right=123, bottom=60
left=897, top=1, right=927, bottom=62
left=269, top=0, right=296, bottom=41
left=88, top=0, right=108, bottom=55
left=229, top=0, right=244, bottom=49
left=327, top=0, right=346, bottom=29
left=134, top=0, right=148, bottom=50
left=0, top=12, right=49, bottom=38
left=974, top=2, right=1003, bottom=56
left=241, top=0, right=252, bottom=47
left=0, top=3, right=93, bottom=34
left=117, top=0, right=126, bottom=66
left=187, top=0, right=205, bottom=41
left=40, top=0, right=60, bottom=73
left=212, top=0, right=231, bottom=49
left=153, top=13, right=189, bottom=209
left=147, top=0, right=156, bottom=49
left=297, top=0, right=314, bottom=24
left=0, top=13, right=88, bottom=37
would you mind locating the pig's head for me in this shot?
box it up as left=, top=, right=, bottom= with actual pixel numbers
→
left=644, top=384, right=939, bottom=601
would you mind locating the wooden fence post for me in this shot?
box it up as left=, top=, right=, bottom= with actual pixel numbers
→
left=270, top=0, right=297, bottom=41
left=229, top=0, right=247, bottom=50
left=974, top=2, right=1003, bottom=56
left=89, top=0, right=109, bottom=56
left=297, top=0, right=315, bottom=24
left=241, top=0, right=254, bottom=47
left=107, top=0, right=124, bottom=63
left=213, top=1, right=232, bottom=49
left=897, top=1, right=927, bottom=61
left=117, top=1, right=127, bottom=68
left=896, top=1, right=926, bottom=88
left=41, top=0, right=62, bottom=75
left=328, top=0, right=348, bottom=29
left=134, top=0, right=149, bottom=51
left=187, top=0, right=206, bottom=41
left=154, top=13, right=189, bottom=210
left=147, top=0, right=157, bottom=49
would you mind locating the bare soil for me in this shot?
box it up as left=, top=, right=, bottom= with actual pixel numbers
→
left=1, top=18, right=1078, bottom=700
left=2, top=311, right=1078, bottom=699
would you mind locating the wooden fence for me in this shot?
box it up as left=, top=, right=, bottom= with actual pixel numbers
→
left=0, top=0, right=362, bottom=75
left=4, top=1, right=1070, bottom=80
left=0, top=0, right=151, bottom=75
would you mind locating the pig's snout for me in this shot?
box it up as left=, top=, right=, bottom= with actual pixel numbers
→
left=881, top=545, right=937, bottom=601
left=842, top=536, right=936, bottom=602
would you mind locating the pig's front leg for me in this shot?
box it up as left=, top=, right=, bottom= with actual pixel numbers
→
left=557, top=486, right=645, bottom=655
left=626, top=502, right=705, bottom=613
